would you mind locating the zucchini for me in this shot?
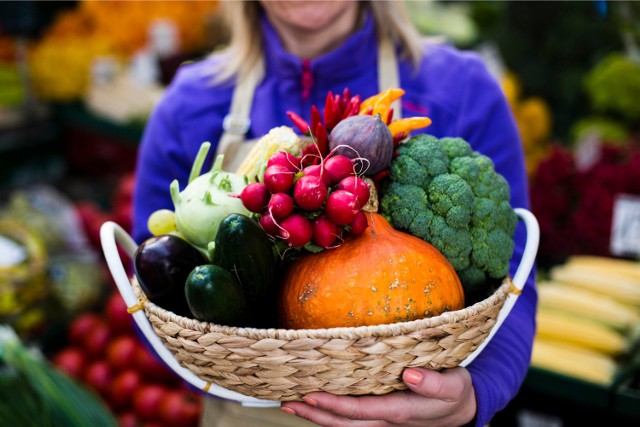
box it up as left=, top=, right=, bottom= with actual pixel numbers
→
left=213, top=213, right=279, bottom=326
left=185, top=264, right=248, bottom=324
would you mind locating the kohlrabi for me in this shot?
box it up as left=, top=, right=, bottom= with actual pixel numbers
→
left=170, top=142, right=250, bottom=258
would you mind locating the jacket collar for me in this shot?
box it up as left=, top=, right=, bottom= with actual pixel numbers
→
left=260, top=10, right=378, bottom=84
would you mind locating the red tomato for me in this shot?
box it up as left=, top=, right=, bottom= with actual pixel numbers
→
left=105, top=291, right=133, bottom=334
left=106, top=335, right=139, bottom=372
left=109, top=369, right=141, bottom=410
left=133, top=384, right=168, bottom=422
left=67, top=313, right=103, bottom=346
left=135, top=345, right=176, bottom=384
left=159, top=390, right=202, bottom=427
left=116, top=412, right=139, bottom=427
left=82, top=322, right=112, bottom=359
left=52, top=347, right=86, bottom=379
left=83, top=360, right=112, bottom=397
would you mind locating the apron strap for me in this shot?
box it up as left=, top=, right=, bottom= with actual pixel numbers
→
left=378, top=37, right=402, bottom=119
left=216, top=57, right=265, bottom=163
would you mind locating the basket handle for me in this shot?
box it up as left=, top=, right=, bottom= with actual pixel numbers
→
left=459, top=207, right=539, bottom=367
left=99, top=221, right=279, bottom=407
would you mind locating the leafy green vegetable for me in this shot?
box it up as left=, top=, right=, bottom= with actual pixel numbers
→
left=584, top=53, right=640, bottom=123
left=0, top=326, right=117, bottom=427
left=380, top=134, right=517, bottom=297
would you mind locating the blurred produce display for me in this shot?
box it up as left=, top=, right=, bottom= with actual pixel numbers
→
left=26, top=0, right=221, bottom=102
left=0, top=325, right=118, bottom=426
left=1, top=0, right=639, bottom=423
left=468, top=1, right=634, bottom=141
left=530, top=141, right=640, bottom=267
left=49, top=291, right=202, bottom=426
left=572, top=52, right=640, bottom=145
left=0, top=185, right=105, bottom=339
left=531, top=256, right=640, bottom=387
left=500, top=72, right=553, bottom=178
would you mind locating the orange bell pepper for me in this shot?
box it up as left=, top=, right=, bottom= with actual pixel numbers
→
left=388, top=117, right=432, bottom=138
left=359, top=88, right=405, bottom=116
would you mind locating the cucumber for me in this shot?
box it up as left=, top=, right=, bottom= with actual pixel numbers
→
left=185, top=264, right=248, bottom=324
left=213, top=213, right=279, bottom=326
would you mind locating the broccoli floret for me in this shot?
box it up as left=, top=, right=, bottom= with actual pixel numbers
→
left=380, top=182, right=429, bottom=231
left=427, top=174, right=474, bottom=228
left=440, top=137, right=473, bottom=159
left=396, top=134, right=449, bottom=187
left=381, top=134, right=518, bottom=295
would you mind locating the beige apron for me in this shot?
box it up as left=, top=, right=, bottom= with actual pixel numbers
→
left=201, top=39, right=401, bottom=427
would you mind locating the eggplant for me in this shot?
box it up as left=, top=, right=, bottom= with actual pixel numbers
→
left=133, top=234, right=206, bottom=316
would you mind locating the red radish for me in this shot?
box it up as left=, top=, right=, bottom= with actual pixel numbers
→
left=267, top=151, right=301, bottom=172
left=67, top=313, right=103, bottom=346
left=279, top=214, right=312, bottom=247
left=53, top=347, right=86, bottom=379
left=133, top=384, right=169, bottom=422
left=302, top=164, right=331, bottom=186
left=325, top=190, right=360, bottom=225
left=259, top=212, right=280, bottom=237
left=106, top=335, right=140, bottom=372
left=263, top=165, right=295, bottom=193
left=323, top=155, right=354, bottom=185
left=347, top=211, right=368, bottom=235
left=268, top=193, right=294, bottom=219
left=109, top=369, right=142, bottom=410
left=336, top=176, right=370, bottom=208
left=312, top=216, right=340, bottom=248
left=105, top=292, right=133, bottom=334
left=293, top=175, right=328, bottom=211
left=240, top=182, right=270, bottom=213
left=83, top=360, right=112, bottom=397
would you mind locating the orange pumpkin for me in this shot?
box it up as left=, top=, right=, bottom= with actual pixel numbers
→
left=278, top=212, right=465, bottom=329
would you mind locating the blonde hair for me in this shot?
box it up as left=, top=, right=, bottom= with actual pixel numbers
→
left=210, top=0, right=424, bottom=84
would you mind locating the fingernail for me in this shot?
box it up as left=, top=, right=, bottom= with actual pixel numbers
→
left=281, top=407, right=296, bottom=415
left=302, top=396, right=318, bottom=407
left=403, top=368, right=423, bottom=385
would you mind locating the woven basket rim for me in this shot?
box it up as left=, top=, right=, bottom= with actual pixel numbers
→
left=133, top=276, right=512, bottom=341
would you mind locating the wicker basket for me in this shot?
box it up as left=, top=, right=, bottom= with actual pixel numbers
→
left=101, top=208, right=538, bottom=404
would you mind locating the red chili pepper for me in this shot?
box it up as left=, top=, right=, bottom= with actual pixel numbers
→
left=286, top=111, right=311, bottom=135
left=341, top=95, right=361, bottom=120
left=372, top=169, right=390, bottom=181
left=386, top=107, right=394, bottom=125
left=342, top=88, right=351, bottom=107
left=324, top=91, right=335, bottom=129
left=392, top=132, right=406, bottom=148
left=314, top=122, right=329, bottom=157
left=311, top=105, right=321, bottom=134
left=332, top=95, right=344, bottom=129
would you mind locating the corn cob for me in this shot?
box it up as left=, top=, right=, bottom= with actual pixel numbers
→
left=535, top=307, right=627, bottom=355
left=565, top=255, right=640, bottom=281
left=235, top=126, right=303, bottom=180
left=537, top=281, right=640, bottom=331
left=531, top=338, right=617, bottom=385
left=549, top=264, right=640, bottom=307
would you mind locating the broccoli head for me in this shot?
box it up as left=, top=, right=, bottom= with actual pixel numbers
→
left=380, top=134, right=518, bottom=295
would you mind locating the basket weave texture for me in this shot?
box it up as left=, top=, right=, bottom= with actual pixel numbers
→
left=133, top=277, right=512, bottom=401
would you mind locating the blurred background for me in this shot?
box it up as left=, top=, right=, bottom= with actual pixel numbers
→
left=1, top=1, right=639, bottom=426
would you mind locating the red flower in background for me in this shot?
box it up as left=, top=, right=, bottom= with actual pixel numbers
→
left=530, top=140, right=640, bottom=267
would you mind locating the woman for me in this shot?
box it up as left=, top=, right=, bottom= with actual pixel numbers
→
left=132, top=1, right=537, bottom=426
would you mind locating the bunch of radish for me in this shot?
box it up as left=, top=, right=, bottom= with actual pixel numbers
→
left=239, top=151, right=371, bottom=250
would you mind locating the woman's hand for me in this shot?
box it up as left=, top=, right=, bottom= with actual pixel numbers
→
left=280, top=367, right=477, bottom=427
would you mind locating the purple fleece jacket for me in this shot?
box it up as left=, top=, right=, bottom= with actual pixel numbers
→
left=132, top=12, right=537, bottom=426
